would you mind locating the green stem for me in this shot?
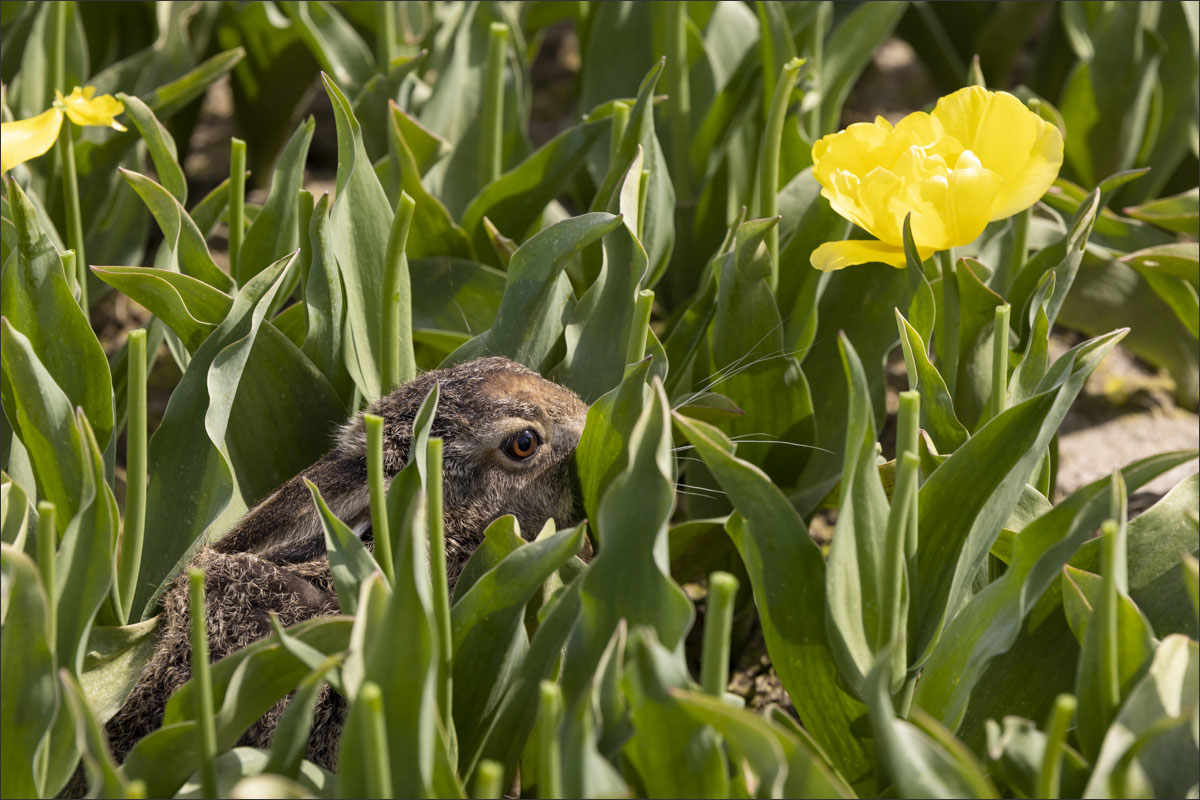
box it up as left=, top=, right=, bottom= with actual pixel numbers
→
left=936, top=249, right=959, bottom=394
left=897, top=674, right=917, bottom=720
left=427, top=437, right=453, bottom=731
left=883, top=453, right=919, bottom=673
left=228, top=138, right=246, bottom=281
left=359, top=682, right=393, bottom=798
left=118, top=329, right=148, bottom=624
left=626, top=289, right=654, bottom=366
left=989, top=304, right=1010, bottom=421
left=37, top=502, right=57, bottom=651
left=700, top=571, right=739, bottom=696
left=759, top=57, right=803, bottom=293
left=1001, top=205, right=1030, bottom=295
left=1037, top=694, right=1077, bottom=799
left=481, top=22, right=509, bottom=183
left=538, top=680, right=563, bottom=799
left=896, top=391, right=920, bottom=572
left=1098, top=520, right=1122, bottom=716
left=188, top=568, right=218, bottom=800
left=381, top=191, right=417, bottom=393
left=296, top=189, right=315, bottom=293
left=377, top=1, right=399, bottom=70
left=665, top=1, right=692, bottom=202
left=609, top=101, right=630, bottom=165
left=58, top=127, right=87, bottom=311
left=472, top=759, right=504, bottom=799
left=364, top=414, right=393, bottom=584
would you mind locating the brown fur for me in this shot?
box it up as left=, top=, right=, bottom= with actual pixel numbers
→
left=100, top=357, right=587, bottom=778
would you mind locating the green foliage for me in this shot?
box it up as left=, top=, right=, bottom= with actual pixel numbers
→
left=2, top=1, right=1197, bottom=798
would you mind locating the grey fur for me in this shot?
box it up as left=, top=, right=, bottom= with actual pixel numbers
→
left=101, top=357, right=587, bottom=775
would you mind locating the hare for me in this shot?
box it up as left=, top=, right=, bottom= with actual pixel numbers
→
left=102, top=357, right=588, bottom=772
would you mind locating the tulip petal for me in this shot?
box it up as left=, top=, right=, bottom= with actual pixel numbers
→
left=931, top=87, right=1062, bottom=221
left=810, top=239, right=911, bottom=271
left=57, top=86, right=127, bottom=131
left=0, top=108, right=64, bottom=174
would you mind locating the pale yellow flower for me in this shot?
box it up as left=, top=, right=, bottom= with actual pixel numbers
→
left=810, top=86, right=1063, bottom=271
left=1, top=86, right=126, bottom=174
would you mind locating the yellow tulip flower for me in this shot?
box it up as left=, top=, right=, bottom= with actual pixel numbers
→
left=810, top=86, right=1063, bottom=271
left=1, top=86, right=126, bottom=175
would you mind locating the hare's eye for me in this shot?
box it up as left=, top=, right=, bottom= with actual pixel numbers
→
left=503, top=428, right=541, bottom=460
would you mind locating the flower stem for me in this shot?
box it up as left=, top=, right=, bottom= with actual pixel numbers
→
left=188, top=568, right=219, bottom=800
left=1037, top=694, right=1077, bottom=799
left=229, top=138, right=246, bottom=281
left=626, top=289, right=654, bottom=366
left=989, top=304, right=1010, bottom=421
left=37, top=502, right=57, bottom=648
left=700, top=571, right=739, bottom=696
left=364, top=414, right=393, bottom=584
left=538, top=680, right=563, bottom=799
left=381, top=191, right=416, bottom=394
left=472, top=759, right=504, bottom=799
left=759, top=57, right=803, bottom=293
left=481, top=22, right=509, bottom=183
left=376, top=1, right=399, bottom=70
left=883, top=452, right=918, bottom=689
left=609, top=101, right=630, bottom=164
left=118, top=329, right=148, bottom=624
left=427, top=437, right=453, bottom=733
left=58, top=126, right=87, bottom=312
left=936, top=249, right=960, bottom=394
left=665, top=1, right=692, bottom=203
left=359, top=681, right=393, bottom=798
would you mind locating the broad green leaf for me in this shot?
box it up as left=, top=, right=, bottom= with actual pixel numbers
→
left=896, top=310, right=970, bottom=452
left=460, top=114, right=607, bottom=266
left=55, top=410, right=119, bottom=675
left=825, top=334, right=896, bottom=693
left=1009, top=272, right=1055, bottom=405
left=675, top=411, right=872, bottom=784
left=130, top=617, right=351, bottom=798
left=452, top=515, right=524, bottom=602
left=0, top=475, right=32, bottom=551
left=954, top=258, right=1007, bottom=430
left=177, top=748, right=332, bottom=799
left=675, top=689, right=856, bottom=799
left=324, top=72, right=395, bottom=402
left=279, top=0, right=374, bottom=91
left=299, top=194, right=352, bottom=401
left=444, top=212, right=621, bottom=373
left=237, top=117, right=313, bottom=283
left=984, top=715, right=1090, bottom=800
left=121, top=168, right=236, bottom=291
left=117, top=92, right=186, bottom=204
left=914, top=452, right=1197, bottom=732
left=0, top=544, right=57, bottom=800
left=1084, top=634, right=1200, bottom=798
left=467, top=574, right=584, bottom=781
left=912, top=329, right=1127, bottom=664
left=866, top=652, right=998, bottom=799
left=0, top=321, right=85, bottom=528
left=92, top=266, right=231, bottom=353
left=451, top=524, right=584, bottom=764
left=575, top=358, right=652, bottom=527
left=59, top=669, right=131, bottom=799
left=816, top=1, right=906, bottom=135
left=264, top=654, right=343, bottom=780
left=1010, top=189, right=1100, bottom=343
left=418, top=1, right=530, bottom=218
left=1124, top=187, right=1200, bottom=235
left=383, top=103, right=470, bottom=260
left=79, top=617, right=160, bottom=726
left=553, top=147, right=648, bottom=402
left=620, top=627, right=728, bottom=799
left=2, top=180, right=114, bottom=451
left=708, top=216, right=816, bottom=487
left=794, top=262, right=912, bottom=513
left=308, top=479, right=380, bottom=615
left=134, top=256, right=295, bottom=618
